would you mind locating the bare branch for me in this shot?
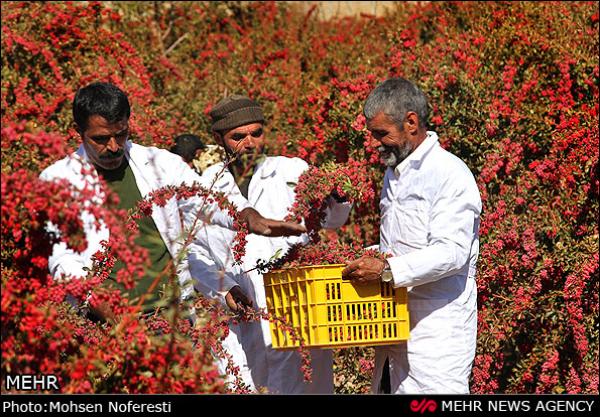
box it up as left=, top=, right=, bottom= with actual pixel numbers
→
left=164, top=33, right=188, bottom=56
left=161, top=22, right=173, bottom=42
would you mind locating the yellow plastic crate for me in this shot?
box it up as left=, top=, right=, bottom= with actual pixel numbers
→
left=263, top=264, right=409, bottom=349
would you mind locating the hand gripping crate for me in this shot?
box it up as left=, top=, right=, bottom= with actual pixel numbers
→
left=263, top=264, right=409, bottom=349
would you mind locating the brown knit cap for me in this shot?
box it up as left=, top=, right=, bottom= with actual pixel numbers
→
left=209, top=94, right=264, bottom=132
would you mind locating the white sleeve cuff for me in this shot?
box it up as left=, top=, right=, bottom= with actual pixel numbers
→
left=230, top=195, right=252, bottom=212
left=188, top=254, right=239, bottom=300
left=219, top=271, right=239, bottom=296
left=386, top=255, right=412, bottom=288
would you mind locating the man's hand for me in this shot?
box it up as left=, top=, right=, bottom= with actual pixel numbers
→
left=240, top=207, right=307, bottom=237
left=342, top=256, right=386, bottom=285
left=225, top=285, right=253, bottom=312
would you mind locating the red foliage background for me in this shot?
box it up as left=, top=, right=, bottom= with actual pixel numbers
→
left=1, top=1, right=598, bottom=393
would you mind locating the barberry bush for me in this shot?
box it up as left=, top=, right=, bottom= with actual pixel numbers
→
left=2, top=1, right=598, bottom=394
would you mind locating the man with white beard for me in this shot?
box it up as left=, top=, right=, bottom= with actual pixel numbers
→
left=343, top=78, right=482, bottom=394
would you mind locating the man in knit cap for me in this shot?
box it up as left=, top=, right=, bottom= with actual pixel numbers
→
left=208, top=94, right=267, bottom=197
left=200, top=94, right=352, bottom=394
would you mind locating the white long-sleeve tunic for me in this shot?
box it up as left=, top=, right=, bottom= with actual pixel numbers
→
left=375, top=131, right=482, bottom=394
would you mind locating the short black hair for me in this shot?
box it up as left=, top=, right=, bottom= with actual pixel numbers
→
left=73, top=82, right=131, bottom=131
left=170, top=134, right=206, bottom=163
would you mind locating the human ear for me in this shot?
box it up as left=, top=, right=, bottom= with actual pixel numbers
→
left=404, top=112, right=419, bottom=135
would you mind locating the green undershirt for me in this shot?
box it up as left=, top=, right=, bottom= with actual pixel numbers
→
left=98, top=160, right=174, bottom=313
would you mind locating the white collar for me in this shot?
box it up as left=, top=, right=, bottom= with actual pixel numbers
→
left=256, top=155, right=275, bottom=178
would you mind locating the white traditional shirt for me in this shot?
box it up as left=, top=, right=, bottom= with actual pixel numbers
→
left=375, top=131, right=482, bottom=394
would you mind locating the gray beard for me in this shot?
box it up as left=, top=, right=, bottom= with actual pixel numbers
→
left=379, top=143, right=413, bottom=168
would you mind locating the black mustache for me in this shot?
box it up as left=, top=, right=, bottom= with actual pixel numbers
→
left=100, top=150, right=125, bottom=159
